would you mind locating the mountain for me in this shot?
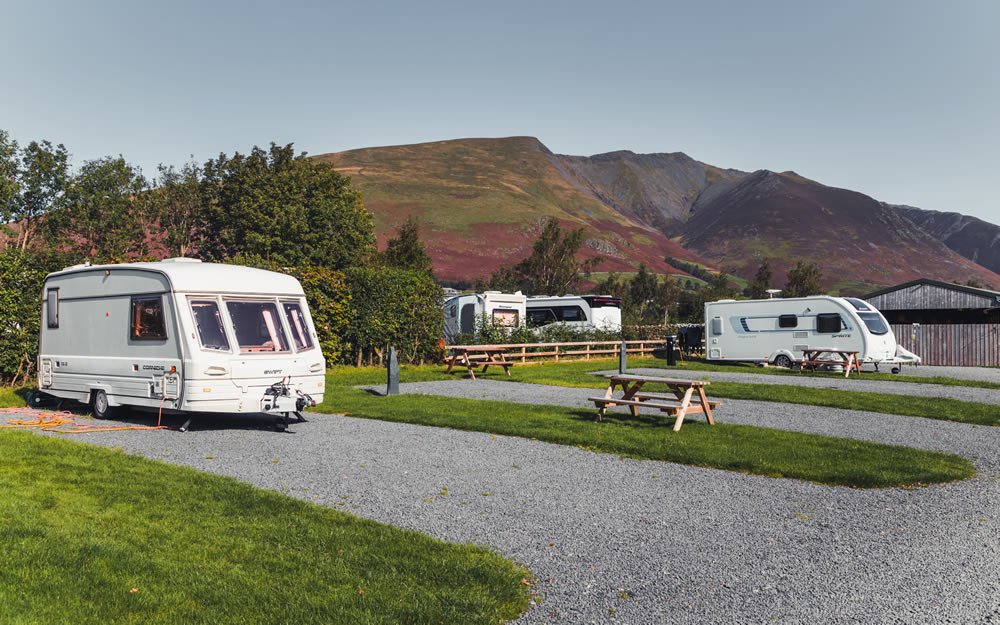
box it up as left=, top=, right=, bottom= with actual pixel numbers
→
left=315, top=137, right=711, bottom=283
left=316, top=137, right=1000, bottom=291
left=891, top=205, right=1000, bottom=278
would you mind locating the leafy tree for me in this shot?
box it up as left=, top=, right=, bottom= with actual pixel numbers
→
left=383, top=216, right=433, bottom=273
left=628, top=264, right=659, bottom=323
left=8, top=140, right=70, bottom=250
left=784, top=261, right=824, bottom=297
left=0, top=131, right=18, bottom=234
left=199, top=143, right=375, bottom=270
left=749, top=259, right=773, bottom=299
left=509, top=218, right=600, bottom=295
left=52, top=157, right=150, bottom=260
left=477, top=265, right=522, bottom=293
left=344, top=265, right=443, bottom=365
left=658, top=274, right=682, bottom=325
left=702, top=271, right=738, bottom=301
left=154, top=162, right=203, bottom=257
left=0, top=249, right=50, bottom=384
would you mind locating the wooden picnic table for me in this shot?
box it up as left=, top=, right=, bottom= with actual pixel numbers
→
left=445, top=346, right=515, bottom=380
left=588, top=374, right=719, bottom=432
left=800, top=349, right=861, bottom=378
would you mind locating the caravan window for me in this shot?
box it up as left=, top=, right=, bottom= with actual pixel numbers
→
left=858, top=312, right=889, bottom=335
left=816, top=313, right=843, bottom=333
left=46, top=288, right=59, bottom=328
left=225, top=300, right=290, bottom=353
left=778, top=314, right=798, bottom=328
left=527, top=308, right=557, bottom=327
left=130, top=296, right=167, bottom=340
left=190, top=300, right=230, bottom=351
left=282, top=301, right=314, bottom=351
left=492, top=309, right=519, bottom=327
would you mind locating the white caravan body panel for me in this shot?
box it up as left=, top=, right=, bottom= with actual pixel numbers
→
left=37, top=260, right=325, bottom=414
left=525, top=295, right=623, bottom=332
left=443, top=291, right=526, bottom=343
left=703, top=296, right=900, bottom=365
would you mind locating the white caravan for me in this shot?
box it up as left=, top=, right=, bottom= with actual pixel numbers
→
left=36, top=259, right=325, bottom=429
left=443, top=291, right=526, bottom=343
left=525, top=295, right=622, bottom=332
left=704, top=296, right=913, bottom=371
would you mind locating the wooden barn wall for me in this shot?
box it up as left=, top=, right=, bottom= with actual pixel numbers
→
left=892, top=323, right=1000, bottom=367
left=868, top=285, right=996, bottom=310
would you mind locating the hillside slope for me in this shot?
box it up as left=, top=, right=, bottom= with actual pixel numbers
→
left=316, top=137, right=1000, bottom=291
left=893, top=205, right=1000, bottom=277
left=315, top=137, right=708, bottom=282
left=680, top=171, right=1000, bottom=292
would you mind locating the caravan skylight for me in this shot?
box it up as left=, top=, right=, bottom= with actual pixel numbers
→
left=226, top=301, right=290, bottom=353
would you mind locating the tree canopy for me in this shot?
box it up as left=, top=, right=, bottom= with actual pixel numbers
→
left=784, top=260, right=824, bottom=297
left=482, top=218, right=599, bottom=295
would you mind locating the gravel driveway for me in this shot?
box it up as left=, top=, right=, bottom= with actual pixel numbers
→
left=14, top=382, right=1000, bottom=624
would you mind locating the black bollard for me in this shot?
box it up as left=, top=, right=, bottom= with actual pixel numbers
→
left=386, top=346, right=399, bottom=396
left=666, top=334, right=677, bottom=366
left=619, top=341, right=627, bottom=374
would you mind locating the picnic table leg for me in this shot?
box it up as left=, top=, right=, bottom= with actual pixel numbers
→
left=446, top=355, right=455, bottom=374
left=596, top=383, right=614, bottom=421
left=464, top=353, right=476, bottom=380
left=697, top=386, right=716, bottom=426
left=672, top=387, right=694, bottom=432
left=623, top=381, right=642, bottom=417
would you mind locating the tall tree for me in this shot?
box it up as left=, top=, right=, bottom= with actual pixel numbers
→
left=0, top=131, right=18, bottom=232
left=154, top=162, right=203, bottom=257
left=628, top=264, right=659, bottom=323
left=748, top=259, right=773, bottom=299
left=510, top=218, right=600, bottom=295
left=47, top=157, right=149, bottom=260
left=784, top=260, right=824, bottom=297
left=383, top=216, right=433, bottom=273
left=659, top=274, right=682, bottom=325
left=10, top=140, right=69, bottom=250
left=199, top=143, right=374, bottom=269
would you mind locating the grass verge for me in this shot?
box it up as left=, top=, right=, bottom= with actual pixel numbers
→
left=317, top=367, right=974, bottom=487
left=498, top=359, right=1000, bottom=427
left=0, top=430, right=531, bottom=625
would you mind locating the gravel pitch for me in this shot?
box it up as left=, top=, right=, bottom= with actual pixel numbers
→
left=13, top=382, right=1000, bottom=625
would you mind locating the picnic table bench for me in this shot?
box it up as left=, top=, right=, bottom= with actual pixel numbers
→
left=800, top=349, right=861, bottom=378
left=445, top=346, right=514, bottom=380
left=588, top=374, right=719, bottom=432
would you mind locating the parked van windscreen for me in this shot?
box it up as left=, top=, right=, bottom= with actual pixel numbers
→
left=191, top=300, right=231, bottom=351
left=858, top=312, right=889, bottom=335
left=226, top=301, right=290, bottom=352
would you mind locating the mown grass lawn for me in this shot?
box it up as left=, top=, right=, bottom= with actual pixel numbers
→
left=497, top=359, right=1000, bottom=427
left=0, top=430, right=531, bottom=625
left=318, top=366, right=974, bottom=488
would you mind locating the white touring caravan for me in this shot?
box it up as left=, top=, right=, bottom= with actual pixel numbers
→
left=443, top=291, right=526, bottom=343
left=704, top=296, right=915, bottom=372
left=525, top=295, right=623, bottom=332
left=36, top=259, right=325, bottom=430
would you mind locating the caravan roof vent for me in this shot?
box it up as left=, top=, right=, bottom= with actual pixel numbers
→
left=64, top=261, right=92, bottom=270
left=161, top=257, right=202, bottom=263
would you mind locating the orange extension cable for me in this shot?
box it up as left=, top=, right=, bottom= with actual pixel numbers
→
left=0, top=407, right=171, bottom=434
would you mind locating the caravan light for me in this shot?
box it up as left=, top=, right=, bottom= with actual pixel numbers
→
left=170, top=366, right=177, bottom=373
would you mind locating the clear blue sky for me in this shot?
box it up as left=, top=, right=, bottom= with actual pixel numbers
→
left=3, top=0, right=998, bottom=222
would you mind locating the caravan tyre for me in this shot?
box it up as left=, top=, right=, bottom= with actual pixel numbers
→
left=91, top=390, right=116, bottom=420
left=773, top=354, right=793, bottom=369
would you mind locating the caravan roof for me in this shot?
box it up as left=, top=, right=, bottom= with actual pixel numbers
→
left=46, top=259, right=305, bottom=296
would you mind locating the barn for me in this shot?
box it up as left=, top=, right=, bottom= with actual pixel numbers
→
left=864, top=279, right=1000, bottom=366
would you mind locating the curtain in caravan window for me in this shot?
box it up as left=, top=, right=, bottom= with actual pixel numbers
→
left=130, top=296, right=167, bottom=340
left=226, top=301, right=290, bottom=353
left=282, top=302, right=314, bottom=350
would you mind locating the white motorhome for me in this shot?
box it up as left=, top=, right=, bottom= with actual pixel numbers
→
left=704, top=296, right=915, bottom=371
left=525, top=295, right=622, bottom=332
left=443, top=291, right=526, bottom=343
left=36, top=259, right=325, bottom=429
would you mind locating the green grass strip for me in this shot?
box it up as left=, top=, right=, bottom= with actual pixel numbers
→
left=317, top=371, right=973, bottom=488
left=492, top=359, right=1000, bottom=428
left=0, top=430, right=531, bottom=625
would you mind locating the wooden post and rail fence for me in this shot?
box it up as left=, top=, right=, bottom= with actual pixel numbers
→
left=446, top=339, right=662, bottom=366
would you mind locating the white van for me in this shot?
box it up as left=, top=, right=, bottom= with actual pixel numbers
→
left=36, top=259, right=325, bottom=429
left=704, top=296, right=914, bottom=371
left=443, top=291, right=526, bottom=343
left=525, top=295, right=622, bottom=332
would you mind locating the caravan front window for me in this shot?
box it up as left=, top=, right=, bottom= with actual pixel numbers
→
left=858, top=312, right=889, bottom=335
left=225, top=300, right=290, bottom=353
left=191, top=300, right=231, bottom=351
left=282, top=301, right=314, bottom=351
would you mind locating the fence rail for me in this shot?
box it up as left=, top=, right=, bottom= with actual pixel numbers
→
left=452, top=340, right=663, bottom=364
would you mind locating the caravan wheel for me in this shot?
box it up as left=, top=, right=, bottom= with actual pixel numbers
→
left=91, top=390, right=117, bottom=420
left=773, top=354, right=793, bottom=369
